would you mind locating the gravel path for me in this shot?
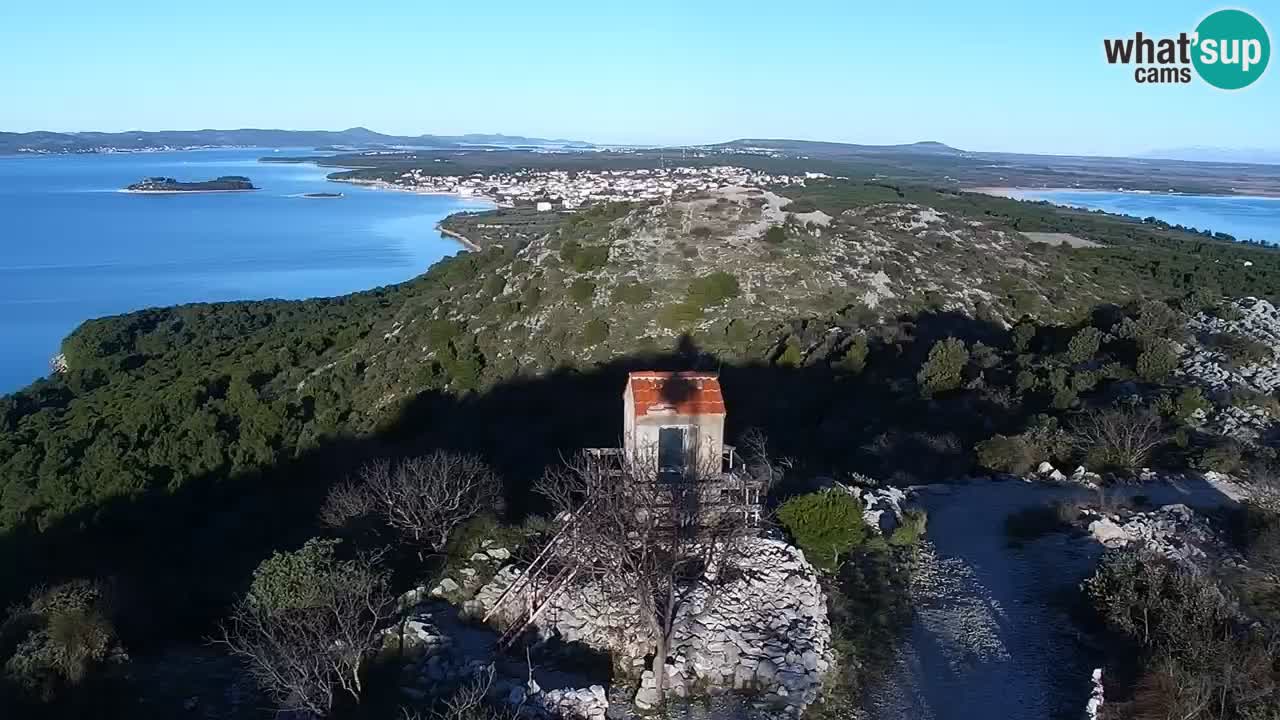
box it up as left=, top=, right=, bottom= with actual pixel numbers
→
left=864, top=481, right=1105, bottom=720
left=864, top=476, right=1243, bottom=720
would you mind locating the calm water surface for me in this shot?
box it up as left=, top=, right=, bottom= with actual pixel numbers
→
left=1009, top=189, right=1280, bottom=246
left=0, top=149, right=491, bottom=392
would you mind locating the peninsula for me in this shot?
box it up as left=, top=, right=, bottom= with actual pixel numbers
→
left=124, top=175, right=257, bottom=193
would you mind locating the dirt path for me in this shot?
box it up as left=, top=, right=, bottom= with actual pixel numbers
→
left=864, top=477, right=1240, bottom=720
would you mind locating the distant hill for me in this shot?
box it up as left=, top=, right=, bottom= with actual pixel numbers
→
left=717, top=138, right=968, bottom=157
left=1138, top=147, right=1280, bottom=166
left=0, top=127, right=595, bottom=154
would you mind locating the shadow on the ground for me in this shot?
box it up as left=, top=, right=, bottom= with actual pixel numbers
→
left=7, top=307, right=1204, bottom=717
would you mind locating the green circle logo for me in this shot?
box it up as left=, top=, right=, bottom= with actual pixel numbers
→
left=1193, top=9, right=1270, bottom=89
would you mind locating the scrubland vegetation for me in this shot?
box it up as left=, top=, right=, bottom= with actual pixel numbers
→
left=3, top=177, right=1280, bottom=717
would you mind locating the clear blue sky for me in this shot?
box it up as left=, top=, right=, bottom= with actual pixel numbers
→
left=1, top=0, right=1275, bottom=156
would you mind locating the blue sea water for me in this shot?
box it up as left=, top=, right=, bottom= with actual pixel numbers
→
left=0, top=149, right=492, bottom=394
left=1008, top=189, right=1280, bottom=246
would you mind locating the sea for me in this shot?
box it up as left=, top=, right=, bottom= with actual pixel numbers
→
left=0, top=148, right=492, bottom=394
left=1007, top=189, right=1280, bottom=246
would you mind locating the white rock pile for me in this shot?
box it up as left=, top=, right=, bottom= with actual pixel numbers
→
left=1085, top=503, right=1239, bottom=571
left=473, top=537, right=834, bottom=715
left=1181, top=297, right=1280, bottom=395
left=387, top=605, right=608, bottom=720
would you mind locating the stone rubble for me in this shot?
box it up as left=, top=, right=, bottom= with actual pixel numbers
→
left=1084, top=503, right=1240, bottom=571
left=1176, top=297, right=1280, bottom=444
left=386, top=604, right=608, bottom=720
left=472, top=537, right=835, bottom=715
left=840, top=480, right=909, bottom=534
left=1189, top=404, right=1275, bottom=444
left=429, top=541, right=514, bottom=599
left=1181, top=297, right=1280, bottom=395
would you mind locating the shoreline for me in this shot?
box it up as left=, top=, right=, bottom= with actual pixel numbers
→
left=437, top=226, right=481, bottom=252
left=325, top=176, right=497, bottom=252
left=328, top=176, right=483, bottom=199
left=969, top=186, right=1280, bottom=201
left=119, top=188, right=258, bottom=195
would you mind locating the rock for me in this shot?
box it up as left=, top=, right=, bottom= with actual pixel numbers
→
left=470, top=553, right=491, bottom=563
left=1089, top=518, right=1130, bottom=547
left=396, top=585, right=429, bottom=610
left=755, top=657, right=777, bottom=684
left=468, top=537, right=834, bottom=715
left=1086, top=668, right=1104, bottom=720
left=433, top=578, right=460, bottom=596
left=1037, top=461, right=1054, bottom=474
left=486, top=547, right=512, bottom=561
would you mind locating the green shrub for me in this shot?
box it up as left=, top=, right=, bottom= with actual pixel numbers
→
left=687, top=271, right=741, bottom=307
left=568, top=279, right=597, bottom=305
left=776, top=341, right=803, bottom=367
left=916, top=338, right=968, bottom=397
left=1173, top=386, right=1210, bottom=420
left=521, top=280, right=543, bottom=308
left=3, top=580, right=120, bottom=700
left=975, top=434, right=1037, bottom=475
left=1066, top=326, right=1102, bottom=363
left=570, top=245, right=610, bottom=273
left=1195, top=438, right=1244, bottom=474
left=1004, top=503, right=1076, bottom=542
left=611, top=282, right=653, bottom=305
left=777, top=490, right=869, bottom=572
left=1015, top=370, right=1037, bottom=393
left=1136, top=340, right=1178, bottom=382
left=658, top=302, right=703, bottom=329
left=781, top=198, right=820, bottom=213
left=426, top=319, right=463, bottom=348
left=763, top=225, right=787, bottom=244
left=248, top=538, right=346, bottom=612
left=889, top=509, right=928, bottom=547
left=1012, top=321, right=1037, bottom=352
left=836, top=335, right=869, bottom=374
left=582, top=318, right=609, bottom=345
left=1209, top=332, right=1272, bottom=368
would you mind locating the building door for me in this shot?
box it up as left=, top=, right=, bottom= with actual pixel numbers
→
left=658, top=426, right=688, bottom=481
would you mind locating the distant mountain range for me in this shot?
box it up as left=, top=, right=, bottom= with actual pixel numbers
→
left=0, top=127, right=595, bottom=154
left=717, top=138, right=968, bottom=157
left=1138, top=147, right=1280, bottom=166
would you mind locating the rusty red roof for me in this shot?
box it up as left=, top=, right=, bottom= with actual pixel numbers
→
left=627, top=371, right=725, bottom=417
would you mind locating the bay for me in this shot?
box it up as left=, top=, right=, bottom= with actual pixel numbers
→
left=1007, top=189, right=1280, bottom=246
left=0, top=149, right=491, bottom=393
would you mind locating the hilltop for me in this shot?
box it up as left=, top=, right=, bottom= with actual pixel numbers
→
left=3, top=173, right=1280, bottom=718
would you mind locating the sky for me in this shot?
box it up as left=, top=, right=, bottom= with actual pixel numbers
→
left=1, top=0, right=1276, bottom=156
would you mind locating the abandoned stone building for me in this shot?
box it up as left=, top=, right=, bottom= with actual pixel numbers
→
left=589, top=371, right=763, bottom=524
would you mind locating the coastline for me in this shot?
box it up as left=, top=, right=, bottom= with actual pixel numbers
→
left=969, top=186, right=1280, bottom=201
left=119, top=188, right=258, bottom=195
left=329, top=176, right=476, bottom=199
left=437, top=226, right=481, bottom=252
left=325, top=176, right=497, bottom=252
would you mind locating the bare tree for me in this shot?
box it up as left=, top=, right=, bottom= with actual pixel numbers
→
left=1070, top=402, right=1169, bottom=473
left=327, top=452, right=501, bottom=552
left=216, top=541, right=394, bottom=717
left=738, top=427, right=789, bottom=495
left=536, top=446, right=752, bottom=707
left=319, top=478, right=378, bottom=530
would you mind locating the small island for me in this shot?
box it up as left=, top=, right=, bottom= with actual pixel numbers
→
left=301, top=191, right=343, bottom=199
left=124, top=175, right=257, bottom=193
